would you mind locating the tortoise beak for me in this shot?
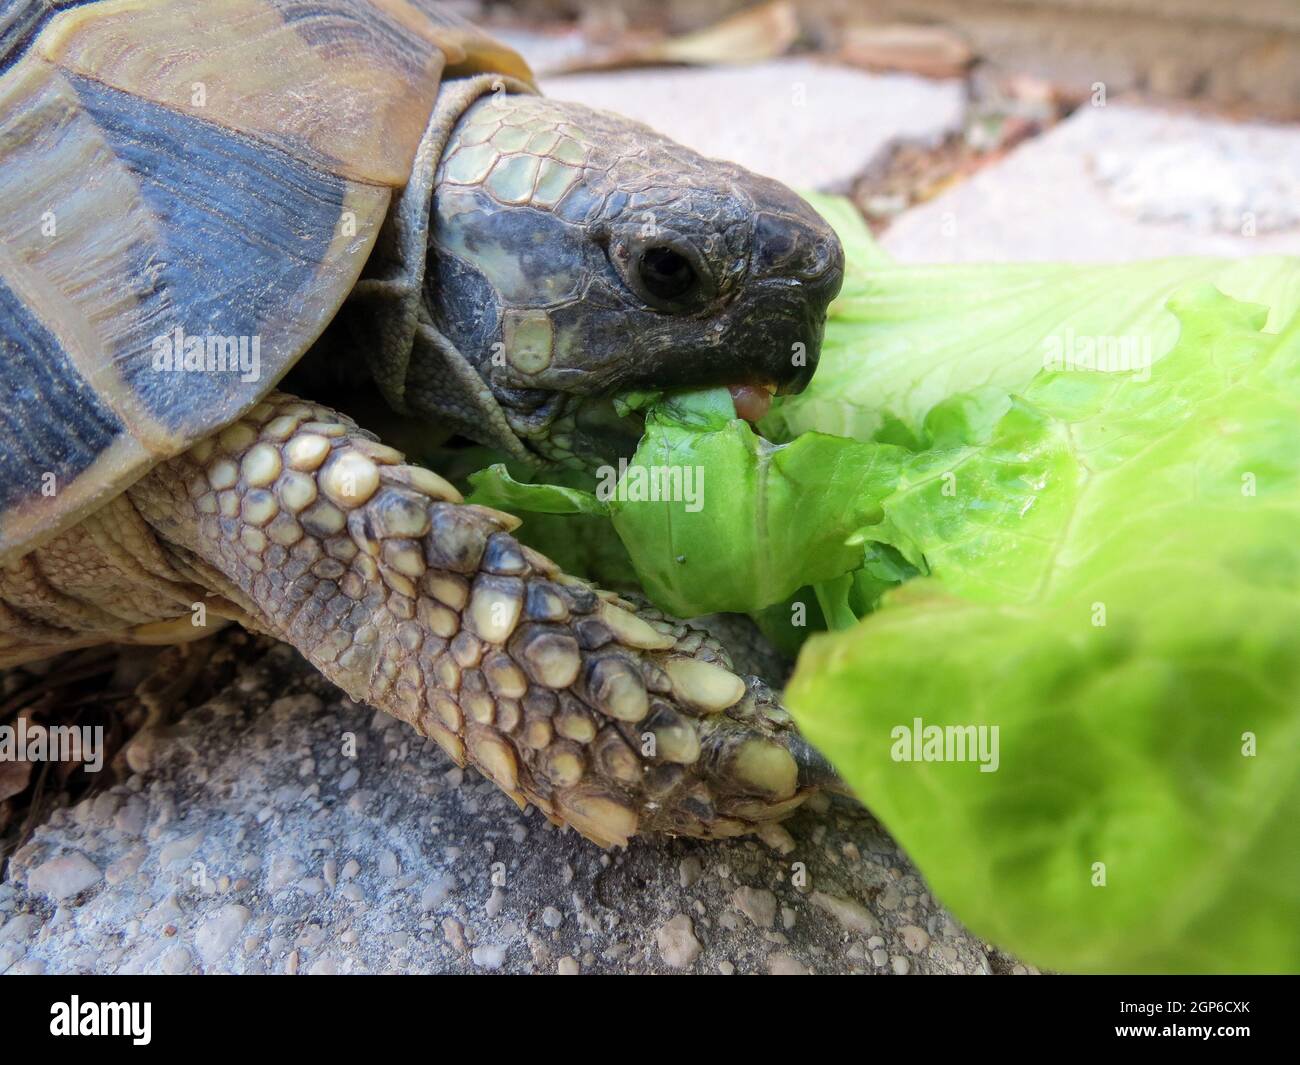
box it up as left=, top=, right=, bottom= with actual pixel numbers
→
left=744, top=180, right=845, bottom=395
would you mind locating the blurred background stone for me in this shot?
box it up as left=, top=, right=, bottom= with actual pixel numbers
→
left=538, top=60, right=967, bottom=190
left=879, top=102, right=1300, bottom=261
left=485, top=0, right=1300, bottom=117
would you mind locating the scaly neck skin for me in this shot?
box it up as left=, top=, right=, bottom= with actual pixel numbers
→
left=336, top=77, right=544, bottom=466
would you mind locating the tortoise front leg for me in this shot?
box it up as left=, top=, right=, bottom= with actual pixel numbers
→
left=129, top=392, right=832, bottom=846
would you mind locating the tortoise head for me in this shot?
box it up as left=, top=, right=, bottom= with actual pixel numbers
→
left=420, top=92, right=843, bottom=463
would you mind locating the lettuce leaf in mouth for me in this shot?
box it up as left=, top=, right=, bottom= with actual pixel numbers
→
left=471, top=197, right=1300, bottom=630
left=469, top=388, right=908, bottom=617
left=765, top=193, right=1300, bottom=447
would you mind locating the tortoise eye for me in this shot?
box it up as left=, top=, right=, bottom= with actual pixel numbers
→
left=637, top=247, right=696, bottom=303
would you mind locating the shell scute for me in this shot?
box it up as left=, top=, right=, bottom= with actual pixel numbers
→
left=0, top=0, right=534, bottom=562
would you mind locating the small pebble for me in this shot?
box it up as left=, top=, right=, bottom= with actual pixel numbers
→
left=756, top=823, right=796, bottom=855
left=810, top=891, right=878, bottom=935
left=900, top=925, right=931, bottom=954
left=194, top=905, right=250, bottom=968
left=442, top=917, right=467, bottom=953
left=471, top=943, right=507, bottom=970
left=767, top=952, right=809, bottom=975
left=419, top=876, right=452, bottom=912
left=27, top=854, right=101, bottom=902
left=731, top=886, right=777, bottom=929
left=656, top=915, right=702, bottom=969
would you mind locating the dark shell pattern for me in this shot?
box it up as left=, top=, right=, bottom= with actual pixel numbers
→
left=0, top=0, right=533, bottom=562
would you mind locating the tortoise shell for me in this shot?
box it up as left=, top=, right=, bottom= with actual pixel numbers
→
left=0, top=0, right=534, bottom=563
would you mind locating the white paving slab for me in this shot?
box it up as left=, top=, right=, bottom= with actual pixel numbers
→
left=539, top=59, right=967, bottom=190
left=881, top=102, right=1300, bottom=263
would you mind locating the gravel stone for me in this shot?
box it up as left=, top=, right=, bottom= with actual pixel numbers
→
left=0, top=914, right=40, bottom=944
left=810, top=891, right=878, bottom=936
left=194, top=905, right=250, bottom=969
left=732, top=886, right=778, bottom=929
left=901, top=925, right=932, bottom=954
left=540, top=60, right=966, bottom=191
left=26, top=854, right=101, bottom=902
left=471, top=943, right=507, bottom=970
left=883, top=103, right=1300, bottom=263
left=656, top=914, right=702, bottom=969
left=767, top=952, right=809, bottom=975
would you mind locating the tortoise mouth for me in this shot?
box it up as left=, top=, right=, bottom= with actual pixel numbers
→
left=727, top=383, right=777, bottom=422
left=498, top=390, right=644, bottom=468
left=573, top=395, right=647, bottom=462
left=500, top=381, right=781, bottom=468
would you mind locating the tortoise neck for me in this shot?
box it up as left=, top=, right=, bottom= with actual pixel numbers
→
left=325, top=74, right=542, bottom=467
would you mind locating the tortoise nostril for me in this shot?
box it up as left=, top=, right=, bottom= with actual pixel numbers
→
left=753, top=210, right=845, bottom=309
left=798, top=222, right=845, bottom=293
left=814, top=233, right=845, bottom=303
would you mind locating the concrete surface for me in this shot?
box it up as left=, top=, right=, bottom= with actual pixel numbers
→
left=539, top=59, right=967, bottom=190
left=881, top=101, right=1300, bottom=262
left=0, top=639, right=1018, bottom=975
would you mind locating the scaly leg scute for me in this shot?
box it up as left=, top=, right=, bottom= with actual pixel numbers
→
left=129, top=393, right=827, bottom=847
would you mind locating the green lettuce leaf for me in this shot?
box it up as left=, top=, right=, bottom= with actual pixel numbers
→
left=787, top=288, right=1300, bottom=973
left=465, top=465, right=638, bottom=590
left=470, top=390, right=910, bottom=617
left=767, top=193, right=1300, bottom=445
left=461, top=194, right=1300, bottom=970
left=469, top=464, right=610, bottom=517
left=611, top=392, right=906, bottom=616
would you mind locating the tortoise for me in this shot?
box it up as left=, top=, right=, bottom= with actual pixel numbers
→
left=0, top=0, right=845, bottom=848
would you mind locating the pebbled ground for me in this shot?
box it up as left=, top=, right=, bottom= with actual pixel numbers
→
left=0, top=633, right=1022, bottom=975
